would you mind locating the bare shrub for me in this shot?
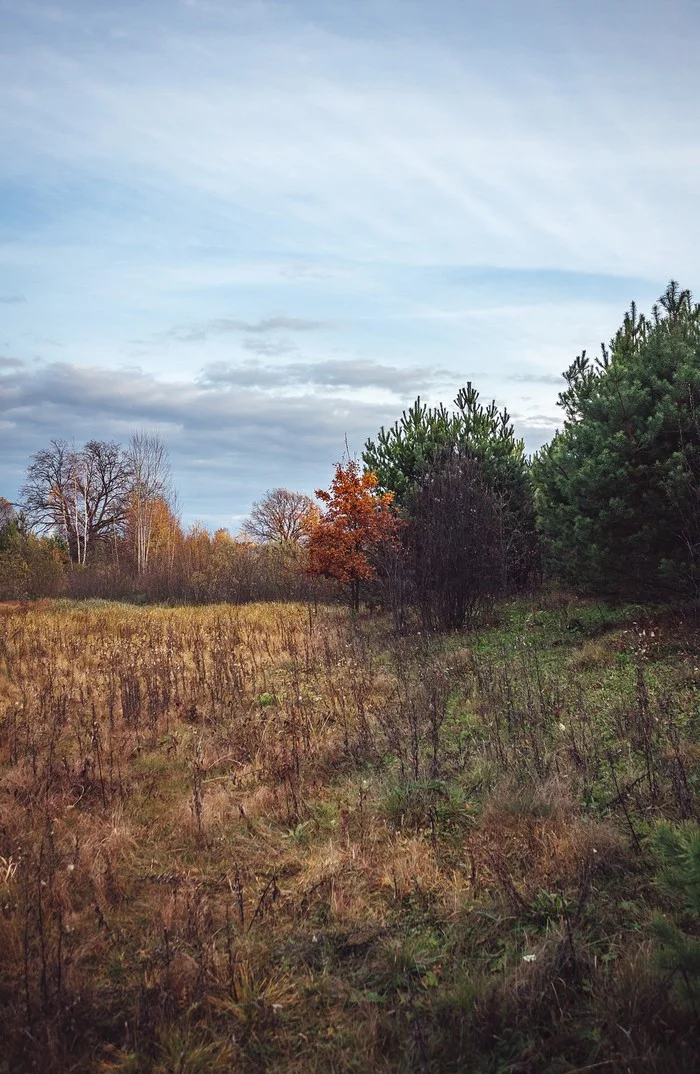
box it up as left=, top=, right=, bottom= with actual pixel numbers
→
left=403, top=450, right=508, bottom=631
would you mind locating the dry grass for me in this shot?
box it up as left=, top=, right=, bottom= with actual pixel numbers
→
left=0, top=597, right=698, bottom=1071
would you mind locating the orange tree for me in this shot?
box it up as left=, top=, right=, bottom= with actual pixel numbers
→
left=307, top=460, right=399, bottom=610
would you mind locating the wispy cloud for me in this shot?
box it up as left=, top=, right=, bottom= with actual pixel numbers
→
left=242, top=337, right=298, bottom=357
left=509, top=372, right=563, bottom=385
left=514, top=412, right=560, bottom=428
left=160, top=316, right=331, bottom=343
left=0, top=294, right=26, bottom=304
left=280, top=263, right=350, bottom=280
left=3, top=3, right=698, bottom=277
left=199, top=357, right=454, bottom=392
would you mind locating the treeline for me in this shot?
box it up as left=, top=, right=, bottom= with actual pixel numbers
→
left=305, top=280, right=700, bottom=627
left=0, top=502, right=328, bottom=604
left=3, top=280, right=700, bottom=618
left=0, top=435, right=327, bottom=604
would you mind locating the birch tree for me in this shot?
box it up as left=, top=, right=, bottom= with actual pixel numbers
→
left=22, top=439, right=131, bottom=564
left=126, top=432, right=173, bottom=574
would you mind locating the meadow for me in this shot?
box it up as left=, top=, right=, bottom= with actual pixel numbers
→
left=0, top=596, right=698, bottom=1072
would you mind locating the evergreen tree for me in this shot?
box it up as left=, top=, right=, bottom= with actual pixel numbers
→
left=363, top=384, right=538, bottom=591
left=651, top=822, right=700, bottom=1009
left=533, top=282, right=700, bottom=597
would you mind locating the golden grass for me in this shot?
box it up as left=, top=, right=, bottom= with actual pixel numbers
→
left=0, top=601, right=407, bottom=1070
left=0, top=598, right=698, bottom=1072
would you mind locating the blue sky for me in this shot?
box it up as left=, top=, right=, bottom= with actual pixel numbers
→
left=1, top=0, right=699, bottom=530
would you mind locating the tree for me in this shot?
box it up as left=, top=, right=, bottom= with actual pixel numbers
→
left=404, top=448, right=507, bottom=630
left=364, top=384, right=538, bottom=591
left=21, top=439, right=132, bottom=564
left=240, top=487, right=315, bottom=544
left=0, top=498, right=24, bottom=599
left=145, top=495, right=182, bottom=574
left=0, top=498, right=22, bottom=553
left=533, top=281, right=700, bottom=597
left=0, top=497, right=15, bottom=530
left=0, top=497, right=67, bottom=600
left=126, top=431, right=174, bottom=574
left=651, top=822, right=700, bottom=1008
left=307, top=460, right=400, bottom=610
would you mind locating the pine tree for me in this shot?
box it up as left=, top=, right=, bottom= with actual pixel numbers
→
left=533, top=282, right=700, bottom=597
left=651, top=822, right=700, bottom=1009
left=363, top=384, right=538, bottom=592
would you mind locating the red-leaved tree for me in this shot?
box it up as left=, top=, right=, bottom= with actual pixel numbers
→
left=307, top=460, right=399, bottom=610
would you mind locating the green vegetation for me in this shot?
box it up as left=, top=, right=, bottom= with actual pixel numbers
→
left=651, top=823, right=700, bottom=1007
left=363, top=384, right=538, bottom=605
left=533, top=281, right=700, bottom=598
left=363, top=383, right=528, bottom=511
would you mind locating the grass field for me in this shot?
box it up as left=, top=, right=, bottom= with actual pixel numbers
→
left=0, top=596, right=699, bottom=1072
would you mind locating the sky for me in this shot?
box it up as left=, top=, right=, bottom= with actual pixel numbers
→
left=1, top=0, right=699, bottom=531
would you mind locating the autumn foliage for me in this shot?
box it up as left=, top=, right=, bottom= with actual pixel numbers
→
left=307, top=459, right=399, bottom=609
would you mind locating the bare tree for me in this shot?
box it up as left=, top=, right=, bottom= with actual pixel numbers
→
left=21, top=439, right=132, bottom=564
left=404, top=449, right=507, bottom=631
left=126, top=431, right=174, bottom=574
left=240, top=488, right=315, bottom=544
